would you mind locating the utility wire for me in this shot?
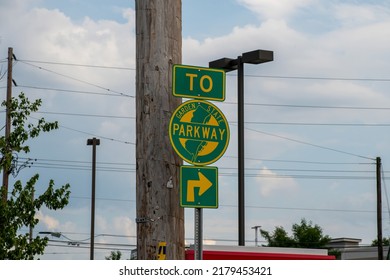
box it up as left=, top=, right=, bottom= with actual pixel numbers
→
left=0, top=60, right=16, bottom=80
left=18, top=85, right=134, bottom=98
left=18, top=155, right=374, bottom=175
left=59, top=124, right=135, bottom=145
left=18, top=60, right=133, bottom=98
left=32, top=111, right=390, bottom=127
left=24, top=109, right=388, bottom=156
left=21, top=156, right=373, bottom=174
left=242, top=125, right=375, bottom=161
left=237, top=121, right=390, bottom=127
left=29, top=162, right=375, bottom=176
left=20, top=156, right=366, bottom=168
left=220, top=172, right=376, bottom=180
left=17, top=59, right=135, bottom=70
left=221, top=204, right=376, bottom=214
left=15, top=58, right=390, bottom=82
left=19, top=156, right=134, bottom=166
left=34, top=111, right=135, bottom=119
left=220, top=166, right=374, bottom=173
left=32, top=163, right=134, bottom=173
left=45, top=240, right=135, bottom=251
left=226, top=155, right=372, bottom=165
left=224, top=101, right=390, bottom=110
left=11, top=85, right=390, bottom=111
left=40, top=194, right=378, bottom=214
left=28, top=115, right=135, bottom=145
left=242, top=73, right=390, bottom=82
left=29, top=163, right=380, bottom=179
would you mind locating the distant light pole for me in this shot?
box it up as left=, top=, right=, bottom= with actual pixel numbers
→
left=252, top=225, right=262, bottom=247
left=209, top=50, right=273, bottom=246
left=87, top=138, right=100, bottom=260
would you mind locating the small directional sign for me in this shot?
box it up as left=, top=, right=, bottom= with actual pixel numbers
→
left=180, top=166, right=218, bottom=208
left=173, top=65, right=226, bottom=101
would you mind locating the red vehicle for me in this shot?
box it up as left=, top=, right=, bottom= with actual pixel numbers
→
left=185, top=245, right=335, bottom=260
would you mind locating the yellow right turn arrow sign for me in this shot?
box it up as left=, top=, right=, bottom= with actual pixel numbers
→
left=187, top=172, right=213, bottom=202
left=180, top=166, right=218, bottom=208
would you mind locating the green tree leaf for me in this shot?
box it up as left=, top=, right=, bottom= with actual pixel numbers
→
left=0, top=92, right=70, bottom=260
left=260, top=218, right=331, bottom=249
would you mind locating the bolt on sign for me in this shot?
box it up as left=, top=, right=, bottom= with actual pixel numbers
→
left=169, top=100, right=230, bottom=166
left=172, top=65, right=226, bottom=101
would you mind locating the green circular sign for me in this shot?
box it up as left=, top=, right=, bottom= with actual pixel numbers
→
left=169, top=100, right=230, bottom=166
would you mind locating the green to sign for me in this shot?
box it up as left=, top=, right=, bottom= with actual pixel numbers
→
left=173, top=64, right=226, bottom=101
left=169, top=100, right=230, bottom=166
left=180, top=165, right=218, bottom=208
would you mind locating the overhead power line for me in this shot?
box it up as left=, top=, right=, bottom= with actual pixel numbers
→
left=33, top=111, right=135, bottom=119
left=225, top=156, right=372, bottom=165
left=230, top=120, right=390, bottom=127
left=239, top=124, right=375, bottom=161
left=221, top=204, right=377, bottom=214
left=21, top=156, right=366, bottom=168
left=34, top=193, right=378, bottom=214
left=28, top=115, right=135, bottom=145
left=19, top=156, right=133, bottom=166
left=17, top=85, right=134, bottom=98
left=26, top=159, right=381, bottom=180
left=59, top=124, right=135, bottom=145
left=18, top=60, right=133, bottom=98
left=224, top=101, right=390, bottom=110
left=31, top=111, right=390, bottom=127
left=15, top=58, right=390, bottom=82
left=17, top=59, right=135, bottom=70
left=242, top=73, right=390, bottom=82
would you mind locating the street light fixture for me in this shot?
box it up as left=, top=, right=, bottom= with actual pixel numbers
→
left=209, top=49, right=273, bottom=246
left=39, top=231, right=81, bottom=246
left=39, top=231, right=62, bottom=238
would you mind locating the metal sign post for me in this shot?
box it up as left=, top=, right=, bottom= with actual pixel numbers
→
left=194, top=208, right=203, bottom=260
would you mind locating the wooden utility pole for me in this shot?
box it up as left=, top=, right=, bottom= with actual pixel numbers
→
left=2, top=47, right=14, bottom=202
left=135, top=0, right=184, bottom=259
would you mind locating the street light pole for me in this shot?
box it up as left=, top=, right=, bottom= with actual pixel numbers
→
left=210, top=50, right=273, bottom=246
left=251, top=225, right=261, bottom=247
left=237, top=56, right=245, bottom=245
left=87, top=138, right=100, bottom=260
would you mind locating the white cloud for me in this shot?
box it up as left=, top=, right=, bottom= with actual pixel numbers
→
left=256, top=167, right=299, bottom=197
left=333, top=3, right=390, bottom=27
left=113, top=216, right=136, bottom=238
left=238, top=0, right=313, bottom=20
left=96, top=215, right=109, bottom=232
left=36, top=211, right=60, bottom=230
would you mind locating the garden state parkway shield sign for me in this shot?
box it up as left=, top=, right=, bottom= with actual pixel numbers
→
left=169, top=100, right=230, bottom=166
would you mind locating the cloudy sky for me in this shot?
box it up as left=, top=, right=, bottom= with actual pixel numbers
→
left=1, top=0, right=390, bottom=259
